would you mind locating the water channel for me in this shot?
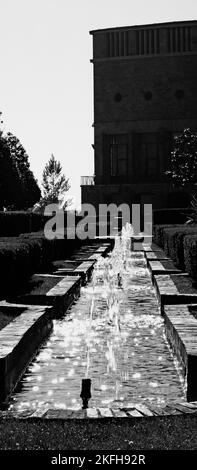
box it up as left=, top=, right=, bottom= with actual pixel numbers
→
left=5, top=228, right=185, bottom=413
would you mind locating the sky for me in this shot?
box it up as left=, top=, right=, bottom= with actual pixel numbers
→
left=0, top=0, right=196, bottom=208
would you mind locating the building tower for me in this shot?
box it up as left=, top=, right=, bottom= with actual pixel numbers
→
left=81, top=20, right=197, bottom=210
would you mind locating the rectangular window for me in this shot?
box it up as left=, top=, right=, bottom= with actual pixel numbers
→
left=109, top=134, right=128, bottom=176
left=138, top=134, right=159, bottom=180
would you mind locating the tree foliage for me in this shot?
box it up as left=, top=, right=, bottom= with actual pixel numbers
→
left=5, top=132, right=41, bottom=209
left=166, top=128, right=197, bottom=188
left=0, top=136, right=22, bottom=210
left=40, top=154, right=71, bottom=209
left=0, top=112, right=41, bottom=210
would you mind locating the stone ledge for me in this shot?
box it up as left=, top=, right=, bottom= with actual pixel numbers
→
left=133, top=242, right=165, bottom=253
left=7, top=275, right=81, bottom=315
left=163, top=304, right=197, bottom=401
left=148, top=259, right=182, bottom=276
left=1, top=401, right=197, bottom=420
left=153, top=274, right=197, bottom=306
left=70, top=244, right=111, bottom=261
left=145, top=251, right=170, bottom=260
left=0, top=303, right=53, bottom=401
left=53, top=260, right=95, bottom=284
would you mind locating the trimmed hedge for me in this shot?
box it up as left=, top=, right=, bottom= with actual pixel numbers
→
left=0, top=212, right=49, bottom=236
left=153, top=223, right=197, bottom=283
left=184, top=234, right=197, bottom=284
left=19, top=231, right=83, bottom=260
left=153, top=225, right=197, bottom=270
left=153, top=224, right=182, bottom=247
left=0, top=238, right=48, bottom=298
left=0, top=235, right=83, bottom=299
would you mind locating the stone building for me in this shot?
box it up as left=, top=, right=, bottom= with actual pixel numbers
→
left=81, top=20, right=197, bottom=210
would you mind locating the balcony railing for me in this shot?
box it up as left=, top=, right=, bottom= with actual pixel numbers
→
left=81, top=175, right=95, bottom=186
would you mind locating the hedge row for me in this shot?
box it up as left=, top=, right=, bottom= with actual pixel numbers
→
left=153, top=224, right=197, bottom=283
left=0, top=234, right=83, bottom=299
left=184, top=234, right=197, bottom=284
left=0, top=212, right=49, bottom=236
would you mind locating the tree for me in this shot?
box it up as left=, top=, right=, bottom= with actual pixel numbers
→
left=166, top=128, right=197, bottom=188
left=0, top=111, right=41, bottom=210
left=0, top=136, right=22, bottom=210
left=40, top=154, right=71, bottom=209
left=5, top=132, right=41, bottom=209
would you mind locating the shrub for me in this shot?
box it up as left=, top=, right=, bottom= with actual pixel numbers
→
left=0, top=212, right=49, bottom=236
left=0, top=235, right=83, bottom=299
left=153, top=224, right=181, bottom=247
left=184, top=234, right=197, bottom=284
left=160, top=225, right=197, bottom=269
left=0, top=237, right=50, bottom=298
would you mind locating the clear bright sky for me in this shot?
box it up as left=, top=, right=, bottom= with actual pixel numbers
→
left=0, top=0, right=196, bottom=208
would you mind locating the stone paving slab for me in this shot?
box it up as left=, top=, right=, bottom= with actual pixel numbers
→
left=1, top=401, right=197, bottom=420
left=53, top=260, right=95, bottom=284
left=148, top=259, right=182, bottom=276
left=163, top=304, right=197, bottom=401
left=70, top=244, right=111, bottom=261
left=0, top=303, right=53, bottom=400
left=154, top=274, right=197, bottom=305
left=87, top=253, right=105, bottom=260
left=52, top=260, right=80, bottom=270
left=134, top=242, right=163, bottom=252
left=146, top=251, right=170, bottom=260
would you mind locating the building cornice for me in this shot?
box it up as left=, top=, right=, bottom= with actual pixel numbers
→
left=89, top=20, right=197, bottom=35
left=90, top=51, right=197, bottom=63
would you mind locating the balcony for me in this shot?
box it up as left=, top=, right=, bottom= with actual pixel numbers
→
left=81, top=176, right=95, bottom=185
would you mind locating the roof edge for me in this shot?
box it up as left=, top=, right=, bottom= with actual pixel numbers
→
left=89, top=19, right=197, bottom=35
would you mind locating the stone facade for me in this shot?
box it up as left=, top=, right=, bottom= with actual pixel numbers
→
left=81, top=20, right=197, bottom=210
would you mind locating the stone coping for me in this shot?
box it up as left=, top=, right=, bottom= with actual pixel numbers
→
left=69, top=254, right=102, bottom=261
left=52, top=260, right=95, bottom=284
left=0, top=303, right=53, bottom=401
left=69, top=244, right=111, bottom=261
left=133, top=242, right=164, bottom=252
left=153, top=274, right=197, bottom=305
left=163, top=304, right=197, bottom=401
left=8, top=275, right=81, bottom=310
left=1, top=401, right=197, bottom=420
left=146, top=251, right=170, bottom=260
left=0, top=303, right=52, bottom=357
left=147, top=259, right=182, bottom=276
